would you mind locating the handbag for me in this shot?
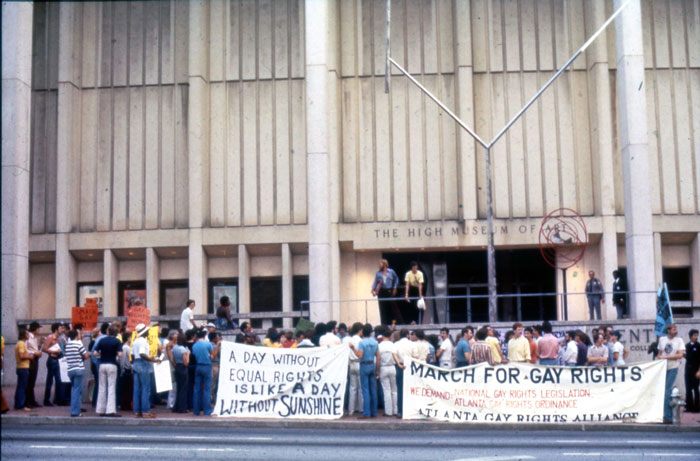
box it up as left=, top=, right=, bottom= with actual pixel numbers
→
left=417, top=298, right=426, bottom=310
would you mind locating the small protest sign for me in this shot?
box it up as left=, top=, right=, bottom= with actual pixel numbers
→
left=154, top=357, right=173, bottom=393
left=126, top=306, right=150, bottom=331
left=71, top=304, right=99, bottom=330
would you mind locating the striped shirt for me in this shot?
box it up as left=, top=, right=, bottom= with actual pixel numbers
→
left=64, top=339, right=87, bottom=372
left=469, top=341, right=497, bottom=366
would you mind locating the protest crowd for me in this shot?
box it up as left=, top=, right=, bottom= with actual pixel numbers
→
left=3, top=293, right=699, bottom=426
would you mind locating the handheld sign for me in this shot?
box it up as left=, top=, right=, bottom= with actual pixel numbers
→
left=126, top=306, right=151, bottom=331
left=129, top=326, right=160, bottom=360
left=71, top=304, right=99, bottom=330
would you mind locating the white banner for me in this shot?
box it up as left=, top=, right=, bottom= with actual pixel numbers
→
left=214, top=342, right=349, bottom=419
left=403, top=359, right=666, bottom=424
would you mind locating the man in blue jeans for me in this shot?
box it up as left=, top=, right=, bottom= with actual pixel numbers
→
left=64, top=329, right=90, bottom=417
left=349, top=324, right=380, bottom=419
left=192, top=329, right=220, bottom=416
left=132, top=324, right=161, bottom=418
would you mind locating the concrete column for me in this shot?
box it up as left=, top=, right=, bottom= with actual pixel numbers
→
left=238, top=245, right=250, bottom=314
left=188, top=230, right=208, bottom=316
left=306, top=0, right=332, bottom=322
left=55, top=233, right=76, bottom=318
left=55, top=2, right=81, bottom=234
left=456, top=0, right=477, bottom=220
left=691, top=234, right=700, bottom=308
left=1, top=1, right=33, bottom=350
left=615, top=0, right=656, bottom=319
left=103, top=249, right=119, bottom=318
left=146, top=248, right=160, bottom=315
left=587, top=0, right=616, bottom=218
left=653, top=232, right=663, bottom=287
left=599, top=218, right=619, bottom=320
left=282, top=243, right=293, bottom=329
left=187, top=1, right=210, bottom=229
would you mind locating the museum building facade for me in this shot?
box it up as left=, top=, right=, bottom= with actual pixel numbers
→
left=2, top=0, right=699, bottom=345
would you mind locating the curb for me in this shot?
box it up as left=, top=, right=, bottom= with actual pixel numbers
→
left=3, top=415, right=699, bottom=432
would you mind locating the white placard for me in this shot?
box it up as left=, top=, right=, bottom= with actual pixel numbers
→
left=214, top=342, right=349, bottom=419
left=58, top=358, right=70, bottom=383
left=402, top=359, right=666, bottom=424
left=153, top=358, right=173, bottom=393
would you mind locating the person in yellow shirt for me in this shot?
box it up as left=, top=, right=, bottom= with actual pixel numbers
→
left=14, top=328, right=34, bottom=411
left=404, top=262, right=424, bottom=324
left=507, top=322, right=531, bottom=362
left=485, top=326, right=504, bottom=363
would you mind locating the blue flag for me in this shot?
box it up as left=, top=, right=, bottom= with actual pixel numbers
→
left=654, top=283, right=673, bottom=337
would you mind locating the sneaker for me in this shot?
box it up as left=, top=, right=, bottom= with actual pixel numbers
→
left=106, top=413, right=122, bottom=418
left=70, top=413, right=83, bottom=417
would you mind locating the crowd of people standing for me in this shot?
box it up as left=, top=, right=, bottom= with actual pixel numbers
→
left=3, top=300, right=699, bottom=424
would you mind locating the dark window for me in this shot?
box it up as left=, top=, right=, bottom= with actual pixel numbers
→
left=250, top=277, right=282, bottom=312
left=293, top=276, right=309, bottom=312
left=663, top=267, right=692, bottom=301
left=208, top=279, right=238, bottom=315
left=250, top=277, right=282, bottom=328
left=159, top=280, right=189, bottom=316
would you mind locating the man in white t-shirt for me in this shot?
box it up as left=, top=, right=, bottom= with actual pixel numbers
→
left=610, top=330, right=627, bottom=366
left=657, top=324, right=686, bottom=423
left=320, top=321, right=342, bottom=347
left=436, top=328, right=454, bottom=369
left=180, top=300, right=198, bottom=332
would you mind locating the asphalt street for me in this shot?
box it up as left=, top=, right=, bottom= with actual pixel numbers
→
left=2, top=422, right=699, bottom=461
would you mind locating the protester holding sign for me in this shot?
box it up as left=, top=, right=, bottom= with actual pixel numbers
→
left=132, top=323, right=160, bottom=418
left=349, top=324, right=380, bottom=419
left=657, top=324, right=685, bottom=424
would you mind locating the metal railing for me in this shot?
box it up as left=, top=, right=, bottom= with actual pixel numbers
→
left=300, top=290, right=696, bottom=325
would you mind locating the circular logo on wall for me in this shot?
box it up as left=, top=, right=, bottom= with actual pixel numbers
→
left=538, top=208, right=588, bottom=270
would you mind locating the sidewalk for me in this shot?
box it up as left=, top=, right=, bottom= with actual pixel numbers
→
left=3, top=387, right=699, bottom=432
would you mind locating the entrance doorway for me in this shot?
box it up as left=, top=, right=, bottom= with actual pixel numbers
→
left=384, top=249, right=556, bottom=323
